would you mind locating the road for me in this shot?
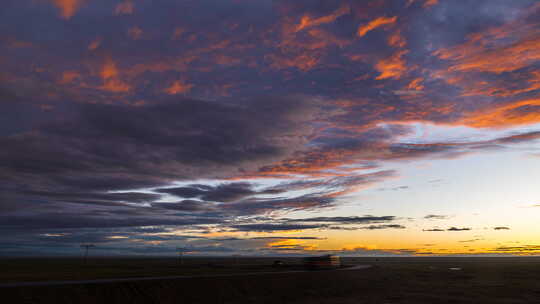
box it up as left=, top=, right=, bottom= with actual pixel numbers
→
left=0, top=265, right=371, bottom=288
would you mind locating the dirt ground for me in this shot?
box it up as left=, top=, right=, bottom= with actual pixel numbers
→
left=3, top=257, right=540, bottom=303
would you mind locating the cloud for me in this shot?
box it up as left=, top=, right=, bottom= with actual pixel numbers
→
left=151, top=200, right=217, bottom=212
left=2, top=0, right=540, bottom=256
left=424, top=214, right=450, bottom=220
left=459, top=238, right=482, bottom=243
left=447, top=227, right=472, bottom=231
left=491, top=245, right=540, bottom=254
left=289, top=216, right=397, bottom=224
left=357, top=16, right=397, bottom=37
left=22, top=191, right=161, bottom=206
left=115, top=1, right=134, bottom=15
left=461, top=98, right=540, bottom=128
left=231, top=224, right=324, bottom=232
left=99, top=57, right=131, bottom=92
left=225, top=215, right=402, bottom=233
left=493, top=226, right=510, bottom=230
left=157, top=182, right=272, bottom=202
left=223, top=193, right=337, bottom=215
left=378, top=185, right=409, bottom=191
left=295, top=5, right=350, bottom=32
left=250, top=236, right=324, bottom=240
left=423, top=0, right=439, bottom=8
left=0, top=213, right=223, bottom=230
left=375, top=50, right=408, bottom=80
left=359, top=224, right=406, bottom=230
left=334, top=246, right=419, bottom=256
left=434, top=23, right=540, bottom=75
left=128, top=27, right=144, bottom=40
left=1, top=95, right=320, bottom=193
left=50, top=0, right=85, bottom=19
left=164, top=80, right=194, bottom=95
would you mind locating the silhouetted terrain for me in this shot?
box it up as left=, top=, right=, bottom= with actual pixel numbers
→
left=3, top=257, right=540, bottom=303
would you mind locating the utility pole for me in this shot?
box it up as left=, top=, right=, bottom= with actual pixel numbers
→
left=176, top=247, right=185, bottom=266
left=80, top=244, right=95, bottom=264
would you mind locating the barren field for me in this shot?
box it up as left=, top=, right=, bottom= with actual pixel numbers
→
left=3, top=257, right=540, bottom=303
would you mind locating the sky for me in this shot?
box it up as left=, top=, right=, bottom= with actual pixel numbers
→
left=1, top=0, right=540, bottom=257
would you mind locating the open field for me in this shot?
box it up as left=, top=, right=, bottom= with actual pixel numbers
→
left=0, top=257, right=308, bottom=284
left=3, top=257, right=540, bottom=303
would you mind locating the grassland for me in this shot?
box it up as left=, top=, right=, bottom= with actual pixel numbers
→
left=0, top=257, right=306, bottom=283
left=3, top=257, right=540, bottom=303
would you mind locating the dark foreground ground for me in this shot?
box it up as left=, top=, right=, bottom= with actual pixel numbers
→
left=3, top=257, right=540, bottom=303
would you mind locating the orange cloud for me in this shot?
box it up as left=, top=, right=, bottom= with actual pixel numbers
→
left=214, top=54, right=242, bottom=66
left=6, top=39, right=33, bottom=49
left=124, top=55, right=196, bottom=79
left=269, top=23, right=352, bottom=72
left=128, top=26, right=143, bottom=40
left=357, top=16, right=397, bottom=37
left=434, top=6, right=540, bottom=75
left=59, top=71, right=80, bottom=84
left=388, top=30, right=406, bottom=48
left=432, top=5, right=540, bottom=100
left=437, top=36, right=540, bottom=74
left=99, top=58, right=131, bottom=93
left=406, top=0, right=438, bottom=8
left=258, top=150, right=354, bottom=177
left=100, top=79, right=131, bottom=93
left=461, top=98, right=540, bottom=128
left=100, top=58, right=119, bottom=80
left=51, top=0, right=85, bottom=19
left=450, top=70, right=540, bottom=98
left=266, top=53, right=320, bottom=72
left=375, top=50, right=408, bottom=80
left=295, top=5, right=350, bottom=32
left=115, top=1, right=134, bottom=15
left=171, top=28, right=185, bottom=40
left=267, top=239, right=318, bottom=251
left=423, top=0, right=438, bottom=8
left=407, top=77, right=424, bottom=91
left=88, top=37, right=102, bottom=51
left=164, top=80, right=194, bottom=95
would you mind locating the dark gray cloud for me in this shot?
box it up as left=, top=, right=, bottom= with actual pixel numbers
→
left=359, top=224, right=406, bottom=230
left=423, top=227, right=472, bottom=232
left=228, top=215, right=402, bottom=232
left=1, top=96, right=319, bottom=189
left=424, top=214, right=450, bottom=220
left=378, top=186, right=409, bottom=191
left=231, top=224, right=325, bottom=232
left=155, top=186, right=212, bottom=199
left=447, top=227, right=472, bottom=231
left=22, top=190, right=161, bottom=206
left=491, top=245, right=540, bottom=253
left=223, top=193, right=336, bottom=215
left=249, top=236, right=324, bottom=240
left=328, top=224, right=405, bottom=230
left=493, top=226, right=510, bottom=230
left=288, top=216, right=397, bottom=224
left=0, top=97, right=322, bottom=233
left=152, top=200, right=217, bottom=212
left=156, top=182, right=284, bottom=202
left=459, top=238, right=483, bottom=243
left=423, top=228, right=445, bottom=232
left=0, top=212, right=223, bottom=230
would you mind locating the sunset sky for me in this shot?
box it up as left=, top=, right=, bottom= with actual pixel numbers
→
left=2, top=0, right=540, bottom=257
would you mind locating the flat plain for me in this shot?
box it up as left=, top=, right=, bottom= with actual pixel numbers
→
left=2, top=257, right=540, bottom=303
